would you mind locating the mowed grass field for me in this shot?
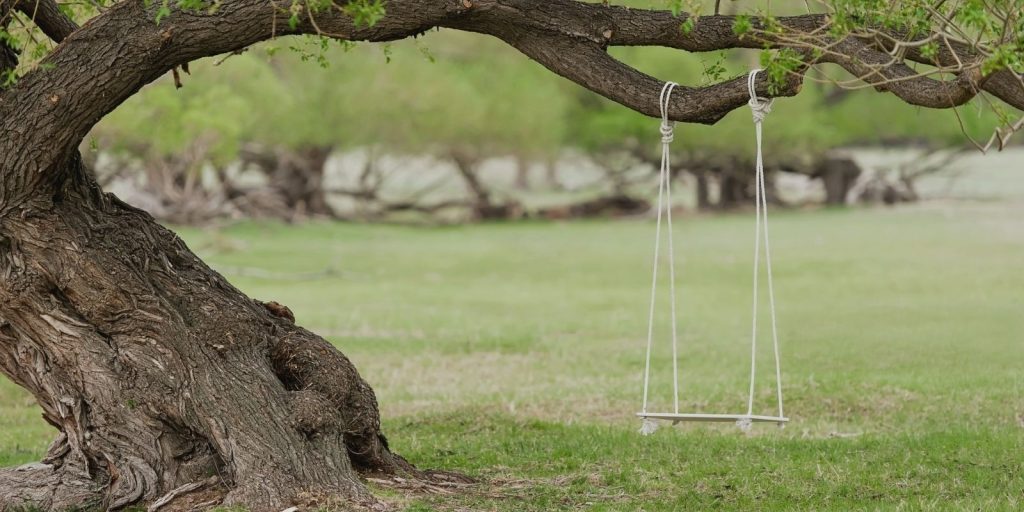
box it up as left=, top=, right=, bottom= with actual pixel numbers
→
left=2, top=201, right=1022, bottom=510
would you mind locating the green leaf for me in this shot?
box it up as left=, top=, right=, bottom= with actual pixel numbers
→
left=155, top=3, right=171, bottom=25
left=920, top=42, right=939, bottom=61
left=666, top=0, right=684, bottom=17
left=732, top=15, right=752, bottom=37
left=680, top=17, right=695, bottom=35
left=343, top=0, right=386, bottom=27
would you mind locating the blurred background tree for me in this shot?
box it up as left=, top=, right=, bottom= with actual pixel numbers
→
left=86, top=8, right=1011, bottom=224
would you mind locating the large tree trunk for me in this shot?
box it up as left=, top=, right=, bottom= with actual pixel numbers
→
left=449, top=149, right=524, bottom=221
left=693, top=170, right=712, bottom=211
left=0, top=154, right=409, bottom=511
left=240, top=145, right=338, bottom=220
left=270, top=146, right=337, bottom=220
left=815, top=155, right=862, bottom=206
left=718, top=170, right=751, bottom=210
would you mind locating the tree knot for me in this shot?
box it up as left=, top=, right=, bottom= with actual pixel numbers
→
left=290, top=390, right=340, bottom=439
left=262, top=300, right=295, bottom=323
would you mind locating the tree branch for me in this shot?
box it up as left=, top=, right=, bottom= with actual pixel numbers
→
left=0, top=0, right=466, bottom=202
left=875, top=30, right=1024, bottom=110
left=582, top=4, right=1023, bottom=111
left=445, top=11, right=803, bottom=123
left=1, top=0, right=1022, bottom=204
left=825, top=37, right=984, bottom=108
left=0, top=0, right=19, bottom=76
left=15, top=0, right=79, bottom=43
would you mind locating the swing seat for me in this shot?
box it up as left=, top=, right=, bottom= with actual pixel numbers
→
left=637, top=412, right=788, bottom=424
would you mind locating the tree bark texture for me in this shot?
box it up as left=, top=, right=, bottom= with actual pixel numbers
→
left=0, top=155, right=409, bottom=510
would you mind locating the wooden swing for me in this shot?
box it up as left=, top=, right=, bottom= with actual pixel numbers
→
left=637, top=70, right=788, bottom=434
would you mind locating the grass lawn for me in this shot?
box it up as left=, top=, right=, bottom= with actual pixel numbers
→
left=2, top=202, right=1022, bottom=510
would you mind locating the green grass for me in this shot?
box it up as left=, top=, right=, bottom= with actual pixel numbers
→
left=2, top=202, right=1023, bottom=510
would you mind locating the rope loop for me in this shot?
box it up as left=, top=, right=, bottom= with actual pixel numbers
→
left=747, top=69, right=774, bottom=124
left=642, top=80, right=682, bottom=421
left=659, top=81, right=678, bottom=120
left=659, top=81, right=679, bottom=143
left=744, top=68, right=784, bottom=424
left=659, top=82, right=678, bottom=144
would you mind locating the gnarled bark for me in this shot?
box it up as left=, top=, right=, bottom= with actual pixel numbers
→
left=0, top=155, right=406, bottom=510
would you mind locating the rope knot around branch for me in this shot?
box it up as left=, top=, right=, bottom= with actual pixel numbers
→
left=660, top=122, right=674, bottom=143
left=748, top=97, right=772, bottom=124
left=658, top=81, right=679, bottom=144
left=747, top=68, right=774, bottom=124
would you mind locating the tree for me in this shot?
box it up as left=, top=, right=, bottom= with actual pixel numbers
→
left=0, top=0, right=1021, bottom=509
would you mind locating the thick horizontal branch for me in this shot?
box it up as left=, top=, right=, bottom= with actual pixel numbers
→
left=606, top=6, right=1021, bottom=111
left=0, top=0, right=468, bottom=203
left=448, top=1, right=1021, bottom=116
left=445, top=10, right=801, bottom=124
left=877, top=31, right=1024, bottom=111
left=1, top=0, right=1022, bottom=205
left=608, top=10, right=830, bottom=51
left=827, top=37, right=983, bottom=108
left=15, top=0, right=80, bottom=43
left=981, top=71, right=1024, bottom=110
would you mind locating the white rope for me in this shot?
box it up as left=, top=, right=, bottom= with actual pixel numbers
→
left=640, top=72, right=786, bottom=435
left=640, top=82, right=680, bottom=435
left=744, top=69, right=785, bottom=424
left=662, top=85, right=681, bottom=417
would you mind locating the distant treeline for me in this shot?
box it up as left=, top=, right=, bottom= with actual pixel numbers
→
left=85, top=32, right=1006, bottom=223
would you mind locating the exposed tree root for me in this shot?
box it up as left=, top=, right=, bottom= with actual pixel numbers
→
left=0, top=461, right=104, bottom=511
left=366, top=471, right=477, bottom=496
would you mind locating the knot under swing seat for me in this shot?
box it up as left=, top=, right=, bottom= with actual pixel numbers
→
left=636, top=69, right=788, bottom=434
